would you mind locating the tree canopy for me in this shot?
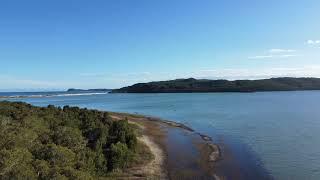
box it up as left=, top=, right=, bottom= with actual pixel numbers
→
left=0, top=101, right=138, bottom=179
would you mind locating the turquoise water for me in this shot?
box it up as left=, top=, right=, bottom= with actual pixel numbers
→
left=2, top=91, right=320, bottom=179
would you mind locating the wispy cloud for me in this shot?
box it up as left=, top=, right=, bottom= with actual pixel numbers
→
left=269, top=49, right=296, bottom=54
left=0, top=75, right=104, bottom=90
left=193, top=66, right=320, bottom=80
left=249, top=48, right=298, bottom=59
left=248, top=55, right=273, bottom=59
left=79, top=73, right=107, bottom=77
left=3, top=65, right=320, bottom=90
left=80, top=72, right=151, bottom=79
left=278, top=54, right=297, bottom=58
left=0, top=75, right=58, bottom=87
left=307, top=40, right=320, bottom=45
left=0, top=75, right=69, bottom=91
left=307, top=40, right=320, bottom=48
left=248, top=54, right=298, bottom=59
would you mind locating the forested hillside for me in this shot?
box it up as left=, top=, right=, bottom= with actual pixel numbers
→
left=112, top=77, right=320, bottom=93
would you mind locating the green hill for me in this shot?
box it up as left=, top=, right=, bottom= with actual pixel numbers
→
left=112, top=77, right=320, bottom=93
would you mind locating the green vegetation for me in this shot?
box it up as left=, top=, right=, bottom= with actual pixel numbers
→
left=112, top=77, right=320, bottom=93
left=0, top=101, right=141, bottom=179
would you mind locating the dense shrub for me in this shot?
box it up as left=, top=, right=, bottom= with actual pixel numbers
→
left=0, top=101, right=138, bottom=179
left=109, top=142, right=133, bottom=170
left=108, top=119, right=137, bottom=149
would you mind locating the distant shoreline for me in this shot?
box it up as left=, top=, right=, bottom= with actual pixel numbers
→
left=2, top=88, right=320, bottom=100
left=0, top=92, right=110, bottom=99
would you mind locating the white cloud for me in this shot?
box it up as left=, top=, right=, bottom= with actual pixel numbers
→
left=279, top=54, right=297, bottom=58
left=248, top=54, right=298, bottom=59
left=307, top=40, right=320, bottom=45
left=79, top=73, right=106, bottom=77
left=80, top=72, right=151, bottom=78
left=307, top=40, right=320, bottom=49
left=0, top=75, right=58, bottom=87
left=249, top=48, right=298, bottom=59
left=269, top=49, right=296, bottom=54
left=3, top=65, right=320, bottom=90
left=102, top=66, right=320, bottom=85
left=192, top=66, right=320, bottom=80
left=0, top=75, right=98, bottom=91
left=248, top=55, right=273, bottom=59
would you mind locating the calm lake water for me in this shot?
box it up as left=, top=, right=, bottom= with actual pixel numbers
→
left=2, top=91, right=320, bottom=179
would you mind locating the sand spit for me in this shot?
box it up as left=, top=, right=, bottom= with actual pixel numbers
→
left=110, top=113, right=222, bottom=179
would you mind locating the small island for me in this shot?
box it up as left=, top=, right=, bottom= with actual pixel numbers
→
left=112, top=77, right=320, bottom=93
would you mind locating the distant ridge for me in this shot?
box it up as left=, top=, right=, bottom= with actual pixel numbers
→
left=111, top=77, right=320, bottom=93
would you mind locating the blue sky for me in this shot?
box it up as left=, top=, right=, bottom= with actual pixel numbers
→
left=1, top=0, right=320, bottom=90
